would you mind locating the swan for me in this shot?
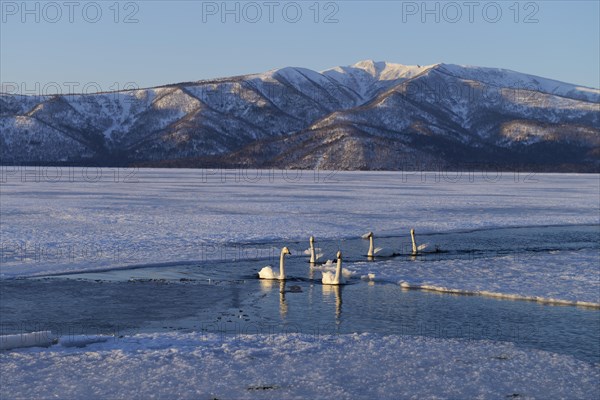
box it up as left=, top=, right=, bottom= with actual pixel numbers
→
left=316, top=259, right=353, bottom=279
left=410, top=229, right=428, bottom=255
left=304, top=236, right=323, bottom=264
left=322, top=251, right=347, bottom=285
left=362, top=232, right=396, bottom=257
left=258, top=247, right=291, bottom=280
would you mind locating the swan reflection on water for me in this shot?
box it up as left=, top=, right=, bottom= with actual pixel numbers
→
left=323, top=284, right=343, bottom=322
left=259, top=277, right=342, bottom=323
left=259, top=279, right=289, bottom=318
left=279, top=281, right=288, bottom=318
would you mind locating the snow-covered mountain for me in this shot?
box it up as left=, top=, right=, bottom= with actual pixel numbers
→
left=1, top=60, right=598, bottom=171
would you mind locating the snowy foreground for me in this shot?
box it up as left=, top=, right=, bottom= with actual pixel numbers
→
left=1, top=332, right=598, bottom=400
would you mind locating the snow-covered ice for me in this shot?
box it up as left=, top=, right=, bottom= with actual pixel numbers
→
left=1, top=332, right=598, bottom=400
left=353, top=248, right=600, bottom=307
left=1, top=169, right=597, bottom=277
left=0, top=331, right=54, bottom=351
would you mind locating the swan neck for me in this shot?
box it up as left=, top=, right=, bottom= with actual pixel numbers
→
left=411, top=231, right=417, bottom=254
left=310, top=245, right=315, bottom=263
left=279, top=251, right=286, bottom=279
left=368, top=236, right=374, bottom=256
left=335, top=257, right=342, bottom=282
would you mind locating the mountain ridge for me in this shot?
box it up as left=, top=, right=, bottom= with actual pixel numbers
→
left=1, top=60, right=598, bottom=171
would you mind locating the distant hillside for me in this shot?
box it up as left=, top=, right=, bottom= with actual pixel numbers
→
left=1, top=60, right=598, bottom=171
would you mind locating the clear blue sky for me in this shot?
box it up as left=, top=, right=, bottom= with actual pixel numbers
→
left=1, top=0, right=599, bottom=94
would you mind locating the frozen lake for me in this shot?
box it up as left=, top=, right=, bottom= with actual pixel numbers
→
left=1, top=168, right=599, bottom=398
left=2, top=168, right=598, bottom=278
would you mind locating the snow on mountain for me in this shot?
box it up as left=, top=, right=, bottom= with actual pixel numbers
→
left=322, top=60, right=434, bottom=99
left=436, top=63, right=600, bottom=103
left=63, top=89, right=158, bottom=141
left=1, top=60, right=598, bottom=170
left=0, top=116, right=92, bottom=162
left=281, top=62, right=600, bottom=169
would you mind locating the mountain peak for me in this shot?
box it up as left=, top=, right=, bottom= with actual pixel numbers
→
left=319, top=60, right=437, bottom=99
left=352, top=59, right=387, bottom=73
left=348, top=60, right=436, bottom=81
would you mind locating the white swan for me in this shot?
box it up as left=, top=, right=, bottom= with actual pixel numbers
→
left=322, top=250, right=347, bottom=285
left=258, top=247, right=291, bottom=280
left=304, top=236, right=323, bottom=264
left=362, top=232, right=396, bottom=257
left=317, top=259, right=353, bottom=279
left=410, top=229, right=428, bottom=255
